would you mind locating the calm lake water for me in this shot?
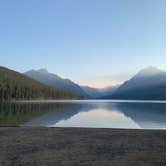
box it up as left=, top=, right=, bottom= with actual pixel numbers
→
left=1, top=100, right=166, bottom=129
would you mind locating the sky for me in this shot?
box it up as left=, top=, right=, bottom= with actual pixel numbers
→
left=0, top=0, right=166, bottom=88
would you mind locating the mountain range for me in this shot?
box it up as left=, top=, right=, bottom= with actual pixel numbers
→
left=24, top=69, right=118, bottom=98
left=1, top=66, right=166, bottom=100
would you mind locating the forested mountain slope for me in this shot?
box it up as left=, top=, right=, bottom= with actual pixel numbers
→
left=24, top=69, right=88, bottom=98
left=0, top=67, right=80, bottom=100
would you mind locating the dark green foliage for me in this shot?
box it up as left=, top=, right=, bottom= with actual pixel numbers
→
left=0, top=67, right=80, bottom=100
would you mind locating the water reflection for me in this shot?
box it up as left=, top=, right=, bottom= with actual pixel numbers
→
left=53, top=107, right=140, bottom=129
left=116, top=103, right=166, bottom=129
left=0, top=102, right=71, bottom=126
left=1, top=101, right=166, bottom=129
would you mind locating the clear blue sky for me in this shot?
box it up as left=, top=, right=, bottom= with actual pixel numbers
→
left=0, top=0, right=166, bottom=88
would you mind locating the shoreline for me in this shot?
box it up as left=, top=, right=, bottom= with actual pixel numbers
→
left=14, top=99, right=166, bottom=104
left=0, top=127, right=166, bottom=166
left=2, top=125, right=166, bottom=131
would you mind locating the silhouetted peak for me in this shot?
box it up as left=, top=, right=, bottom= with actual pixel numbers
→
left=37, top=68, right=48, bottom=73
left=135, top=66, right=163, bottom=78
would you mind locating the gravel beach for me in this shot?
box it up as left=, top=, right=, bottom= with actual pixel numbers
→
left=0, top=127, right=166, bottom=166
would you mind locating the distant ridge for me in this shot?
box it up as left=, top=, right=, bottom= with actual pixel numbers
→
left=24, top=69, right=119, bottom=99
left=24, top=69, right=89, bottom=98
left=133, top=66, right=163, bottom=78
left=81, top=85, right=119, bottom=98
left=105, top=66, right=166, bottom=100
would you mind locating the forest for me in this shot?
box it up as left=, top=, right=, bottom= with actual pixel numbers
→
left=0, top=67, right=80, bottom=100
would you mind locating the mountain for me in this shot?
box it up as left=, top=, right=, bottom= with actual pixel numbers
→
left=81, top=86, right=101, bottom=98
left=98, top=85, right=120, bottom=97
left=0, top=67, right=80, bottom=100
left=106, top=66, right=166, bottom=100
left=24, top=69, right=88, bottom=98
left=81, top=85, right=119, bottom=98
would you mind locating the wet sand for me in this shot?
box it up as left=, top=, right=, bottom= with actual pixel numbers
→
left=0, top=127, right=166, bottom=166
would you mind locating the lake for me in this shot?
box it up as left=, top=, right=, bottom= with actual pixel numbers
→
left=1, top=100, right=166, bottom=129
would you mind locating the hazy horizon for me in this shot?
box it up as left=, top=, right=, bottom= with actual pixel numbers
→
left=1, top=0, right=166, bottom=88
left=1, top=65, right=164, bottom=89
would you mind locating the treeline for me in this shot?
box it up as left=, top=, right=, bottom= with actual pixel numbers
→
left=0, top=67, right=80, bottom=100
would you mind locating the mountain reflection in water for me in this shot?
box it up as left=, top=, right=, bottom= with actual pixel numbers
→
left=1, top=101, right=166, bottom=129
